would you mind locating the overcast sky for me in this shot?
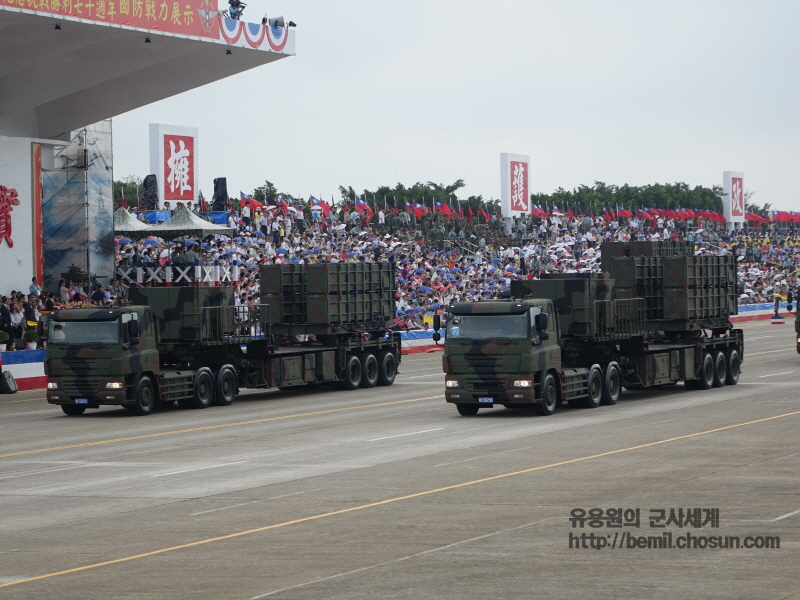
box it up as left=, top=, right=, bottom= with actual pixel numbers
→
left=112, top=1, right=800, bottom=211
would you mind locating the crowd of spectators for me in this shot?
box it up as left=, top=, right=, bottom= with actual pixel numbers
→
left=2, top=204, right=799, bottom=349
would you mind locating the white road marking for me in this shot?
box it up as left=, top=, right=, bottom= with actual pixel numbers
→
left=268, top=487, right=324, bottom=500
left=248, top=519, right=559, bottom=599
left=771, top=508, right=800, bottom=522
left=405, top=374, right=443, bottom=379
left=191, top=501, right=258, bottom=516
left=434, top=446, right=534, bottom=468
left=615, top=419, right=675, bottom=431
left=746, top=335, right=774, bottom=340
left=758, top=371, right=794, bottom=378
left=368, top=428, right=443, bottom=442
left=151, top=461, right=249, bottom=477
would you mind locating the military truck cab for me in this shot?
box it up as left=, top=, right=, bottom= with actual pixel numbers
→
left=44, top=306, right=160, bottom=416
left=442, top=299, right=562, bottom=416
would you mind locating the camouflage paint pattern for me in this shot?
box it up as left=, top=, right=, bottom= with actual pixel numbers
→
left=45, top=305, right=159, bottom=408
left=443, top=299, right=560, bottom=406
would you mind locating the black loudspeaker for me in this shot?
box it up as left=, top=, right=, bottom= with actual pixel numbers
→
left=212, top=177, right=228, bottom=211
left=142, top=174, right=159, bottom=210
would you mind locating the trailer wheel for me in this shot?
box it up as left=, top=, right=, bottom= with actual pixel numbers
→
left=698, top=352, right=715, bottom=390
left=190, top=367, right=214, bottom=408
left=129, top=375, right=156, bottom=416
left=360, top=353, right=379, bottom=388
left=534, top=373, right=559, bottom=416
left=213, top=365, right=237, bottom=406
left=456, top=403, right=480, bottom=416
left=377, top=351, right=397, bottom=386
left=712, top=351, right=727, bottom=388
left=341, top=355, right=362, bottom=390
left=725, top=349, right=741, bottom=386
left=61, top=405, right=86, bottom=416
left=575, top=365, right=604, bottom=409
left=602, top=362, right=621, bottom=405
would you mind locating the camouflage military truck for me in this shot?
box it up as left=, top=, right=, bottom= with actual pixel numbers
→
left=435, top=241, right=743, bottom=416
left=44, top=264, right=400, bottom=416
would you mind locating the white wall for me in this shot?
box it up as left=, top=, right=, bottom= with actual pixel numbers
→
left=0, top=135, right=35, bottom=295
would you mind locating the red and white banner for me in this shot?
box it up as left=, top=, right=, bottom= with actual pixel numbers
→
left=150, top=124, right=199, bottom=207
left=500, top=153, right=530, bottom=218
left=722, top=171, right=744, bottom=225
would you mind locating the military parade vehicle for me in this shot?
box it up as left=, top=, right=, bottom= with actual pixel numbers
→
left=44, top=263, right=400, bottom=415
left=434, top=241, right=743, bottom=416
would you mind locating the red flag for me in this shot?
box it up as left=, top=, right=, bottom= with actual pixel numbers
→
left=467, top=205, right=473, bottom=222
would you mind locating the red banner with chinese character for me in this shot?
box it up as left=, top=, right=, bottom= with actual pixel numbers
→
left=509, top=161, right=529, bottom=213
left=162, top=134, right=195, bottom=202
left=730, top=177, right=744, bottom=218
left=0, top=0, right=219, bottom=38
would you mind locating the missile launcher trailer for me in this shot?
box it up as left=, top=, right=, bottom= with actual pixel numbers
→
left=45, top=264, right=400, bottom=416
left=438, top=241, right=743, bottom=416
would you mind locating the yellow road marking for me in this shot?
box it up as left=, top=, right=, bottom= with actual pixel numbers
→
left=2, top=409, right=798, bottom=590
left=0, top=396, right=46, bottom=404
left=747, top=348, right=795, bottom=356
left=0, top=395, right=444, bottom=459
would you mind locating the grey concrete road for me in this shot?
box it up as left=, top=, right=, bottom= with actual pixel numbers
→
left=0, top=320, right=798, bottom=600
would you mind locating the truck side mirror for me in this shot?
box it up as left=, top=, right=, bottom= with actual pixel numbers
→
left=432, top=332, right=441, bottom=342
left=536, top=313, right=549, bottom=331
left=128, top=320, right=140, bottom=345
left=540, top=331, right=550, bottom=341
left=433, top=314, right=441, bottom=331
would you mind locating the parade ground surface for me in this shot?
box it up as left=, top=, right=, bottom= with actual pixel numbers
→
left=0, top=319, right=797, bottom=599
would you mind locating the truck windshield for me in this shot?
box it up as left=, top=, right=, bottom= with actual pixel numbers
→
left=48, top=320, right=120, bottom=345
left=446, top=314, right=529, bottom=340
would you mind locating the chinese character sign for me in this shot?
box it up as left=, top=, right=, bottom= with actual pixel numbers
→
left=163, top=134, right=194, bottom=201
left=0, top=0, right=217, bottom=38
left=730, top=177, right=743, bottom=217
left=510, top=161, right=529, bottom=212
left=0, top=185, right=21, bottom=248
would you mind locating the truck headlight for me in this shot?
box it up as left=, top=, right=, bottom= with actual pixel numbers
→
left=513, top=380, right=532, bottom=387
left=445, top=380, right=459, bottom=388
left=47, top=382, right=58, bottom=389
left=106, top=382, right=124, bottom=389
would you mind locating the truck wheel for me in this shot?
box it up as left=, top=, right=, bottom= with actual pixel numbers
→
left=341, top=355, right=362, bottom=390
left=602, top=362, right=621, bottom=405
left=725, top=349, right=741, bottom=385
left=577, top=365, right=604, bottom=409
left=360, top=353, right=379, bottom=388
left=698, top=352, right=715, bottom=390
left=534, top=373, right=558, bottom=416
left=190, top=367, right=214, bottom=408
left=129, top=376, right=156, bottom=416
left=61, top=405, right=86, bottom=416
left=456, top=403, right=480, bottom=416
left=213, top=365, right=237, bottom=406
left=712, top=351, right=727, bottom=388
left=377, top=351, right=397, bottom=386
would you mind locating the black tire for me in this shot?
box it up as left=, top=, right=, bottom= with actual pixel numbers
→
left=577, top=364, right=604, bottom=409
left=360, top=353, right=379, bottom=388
left=534, top=373, right=558, bottom=416
left=377, top=350, right=397, bottom=386
left=190, top=367, right=214, bottom=408
left=712, top=351, right=727, bottom=388
left=213, top=365, right=237, bottom=406
left=725, top=349, right=741, bottom=386
left=698, top=352, right=715, bottom=390
left=456, top=403, right=480, bottom=416
left=341, top=354, right=362, bottom=390
left=61, top=405, right=85, bottom=416
left=129, top=376, right=156, bottom=416
left=602, top=362, right=621, bottom=405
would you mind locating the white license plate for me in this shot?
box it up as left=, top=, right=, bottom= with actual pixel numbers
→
left=74, top=398, right=89, bottom=404
left=478, top=397, right=493, bottom=404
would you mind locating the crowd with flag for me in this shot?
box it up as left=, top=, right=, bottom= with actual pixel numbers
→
left=113, top=194, right=800, bottom=329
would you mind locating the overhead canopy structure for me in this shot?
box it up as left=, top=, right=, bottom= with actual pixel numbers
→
left=0, top=4, right=295, bottom=139
left=113, top=207, right=154, bottom=238
left=150, top=207, right=235, bottom=238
